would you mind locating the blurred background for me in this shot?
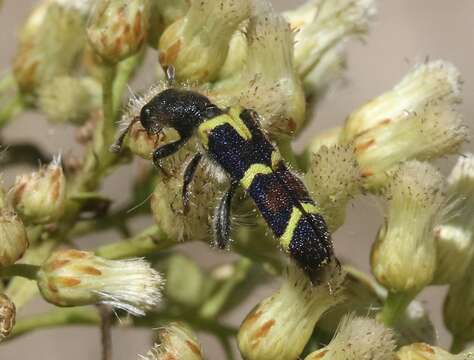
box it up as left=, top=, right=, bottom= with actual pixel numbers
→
left=0, top=0, right=473, bottom=359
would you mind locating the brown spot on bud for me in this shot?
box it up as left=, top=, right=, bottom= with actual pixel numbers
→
left=240, top=309, right=263, bottom=331
left=186, top=340, right=202, bottom=356
left=77, top=265, right=102, bottom=276
left=56, top=276, right=81, bottom=287
left=133, top=11, right=143, bottom=37
left=48, top=259, right=70, bottom=271
left=65, top=249, right=89, bottom=259
left=160, top=40, right=182, bottom=65
left=308, top=349, right=328, bottom=359
left=252, top=319, right=275, bottom=343
left=414, top=343, right=435, bottom=354
left=355, top=139, right=375, bottom=154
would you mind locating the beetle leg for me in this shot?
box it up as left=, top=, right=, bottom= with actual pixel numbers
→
left=213, top=180, right=239, bottom=249
left=182, top=153, right=203, bottom=213
left=152, top=135, right=190, bottom=173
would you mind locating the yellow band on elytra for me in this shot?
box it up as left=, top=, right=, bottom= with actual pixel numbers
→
left=240, top=163, right=273, bottom=189
left=279, top=206, right=302, bottom=249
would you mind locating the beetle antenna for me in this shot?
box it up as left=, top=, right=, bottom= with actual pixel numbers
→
left=164, top=65, right=176, bottom=86
left=110, top=117, right=139, bottom=153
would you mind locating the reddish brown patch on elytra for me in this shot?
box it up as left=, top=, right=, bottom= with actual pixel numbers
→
left=185, top=340, right=202, bottom=356
left=56, top=277, right=81, bottom=287
left=355, top=139, right=375, bottom=153
left=252, top=319, right=275, bottom=342
left=264, top=182, right=291, bottom=214
left=160, top=40, right=182, bottom=65
left=77, top=266, right=102, bottom=276
left=48, top=259, right=70, bottom=271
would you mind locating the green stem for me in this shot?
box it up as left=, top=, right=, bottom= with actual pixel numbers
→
left=450, top=336, right=467, bottom=354
left=0, top=264, right=39, bottom=280
left=0, top=94, right=25, bottom=127
left=199, top=257, right=252, bottom=319
left=275, top=137, right=301, bottom=171
left=94, top=225, right=175, bottom=259
left=378, top=291, right=414, bottom=326
left=10, top=307, right=100, bottom=340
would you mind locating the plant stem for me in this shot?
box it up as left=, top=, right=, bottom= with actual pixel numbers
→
left=10, top=307, right=100, bottom=340
left=378, top=291, right=413, bottom=326
left=199, top=257, right=252, bottom=319
left=450, top=336, right=467, bottom=354
left=95, top=225, right=175, bottom=259
left=0, top=264, right=39, bottom=280
left=98, top=305, right=113, bottom=360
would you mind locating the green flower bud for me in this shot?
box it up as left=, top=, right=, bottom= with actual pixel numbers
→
left=158, top=0, right=251, bottom=82
left=443, top=261, right=474, bottom=350
left=433, top=154, right=474, bottom=284
left=38, top=76, right=101, bottom=125
left=0, top=209, right=29, bottom=267
left=147, top=0, right=190, bottom=48
left=164, top=254, right=216, bottom=309
left=305, top=144, right=361, bottom=232
left=284, top=0, right=376, bottom=77
left=342, top=61, right=468, bottom=189
left=13, top=1, right=88, bottom=94
left=0, top=294, right=15, bottom=342
left=9, top=158, right=67, bottom=224
left=237, top=263, right=344, bottom=360
left=212, top=3, right=305, bottom=135
left=397, top=343, right=468, bottom=360
left=37, top=249, right=163, bottom=315
left=305, top=315, right=395, bottom=360
left=371, top=161, right=444, bottom=293
left=87, top=0, right=150, bottom=63
left=143, top=322, right=204, bottom=360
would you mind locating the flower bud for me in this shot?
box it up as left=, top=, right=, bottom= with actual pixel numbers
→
left=87, top=0, right=150, bottom=63
left=371, top=161, right=444, bottom=293
left=158, top=0, right=251, bottom=82
left=143, top=322, right=204, bottom=360
left=342, top=61, right=468, bottom=189
left=0, top=210, right=29, bottom=267
left=9, top=158, right=67, bottom=224
left=150, top=161, right=220, bottom=243
left=164, top=254, right=215, bottom=309
left=443, top=261, right=474, bottom=349
left=305, top=315, right=395, bottom=360
left=13, top=1, right=88, bottom=94
left=212, top=2, right=305, bottom=135
left=38, top=76, right=101, bottom=125
left=397, top=343, right=466, bottom=360
left=305, top=144, right=361, bottom=232
left=0, top=294, right=15, bottom=341
left=432, top=154, right=474, bottom=284
left=37, top=249, right=163, bottom=316
left=237, top=263, right=344, bottom=360
left=284, top=0, right=376, bottom=77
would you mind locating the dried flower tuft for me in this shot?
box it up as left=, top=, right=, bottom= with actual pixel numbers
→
left=37, top=249, right=163, bottom=316
left=305, top=144, right=361, bottom=232
left=305, top=314, right=396, bottom=360
left=237, top=263, right=345, bottom=360
left=141, top=322, right=204, bottom=360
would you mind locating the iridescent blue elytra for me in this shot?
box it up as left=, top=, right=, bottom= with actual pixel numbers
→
left=113, top=86, right=335, bottom=282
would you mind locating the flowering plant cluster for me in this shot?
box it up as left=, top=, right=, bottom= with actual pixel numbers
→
left=0, top=0, right=473, bottom=359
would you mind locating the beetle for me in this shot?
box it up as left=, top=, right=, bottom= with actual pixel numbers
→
left=112, top=67, right=336, bottom=283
